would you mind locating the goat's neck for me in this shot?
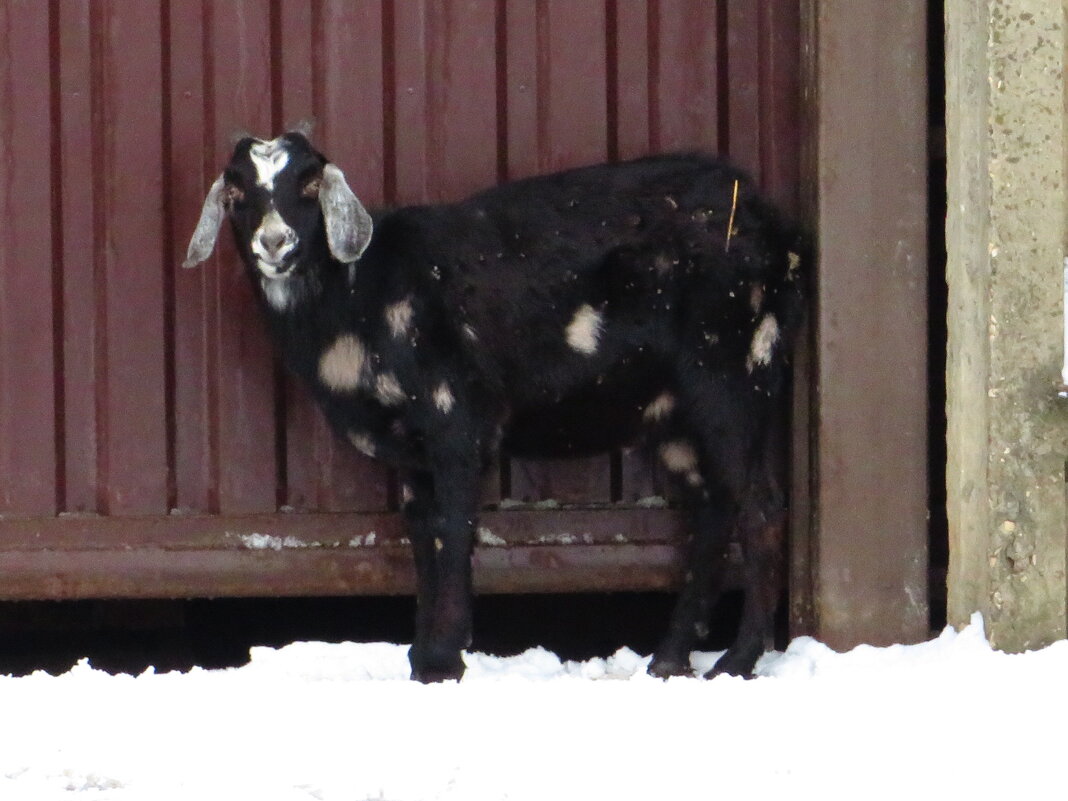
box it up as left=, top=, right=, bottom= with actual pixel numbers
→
left=256, top=253, right=386, bottom=372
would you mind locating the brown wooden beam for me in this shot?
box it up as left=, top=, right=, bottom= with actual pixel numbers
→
left=802, top=0, right=930, bottom=648
left=0, top=509, right=706, bottom=600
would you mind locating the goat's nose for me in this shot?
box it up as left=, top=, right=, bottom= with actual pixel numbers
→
left=260, top=230, right=291, bottom=255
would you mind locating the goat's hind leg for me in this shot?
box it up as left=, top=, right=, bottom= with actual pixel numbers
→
left=704, top=507, right=785, bottom=678
left=649, top=371, right=786, bottom=680
left=648, top=484, right=737, bottom=678
left=705, top=404, right=789, bottom=678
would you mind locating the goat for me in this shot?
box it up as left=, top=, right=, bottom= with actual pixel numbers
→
left=185, top=131, right=806, bottom=682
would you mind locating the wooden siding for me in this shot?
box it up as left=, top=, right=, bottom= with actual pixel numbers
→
left=0, top=0, right=801, bottom=600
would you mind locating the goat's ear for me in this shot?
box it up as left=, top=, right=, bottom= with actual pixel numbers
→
left=319, top=163, right=373, bottom=263
left=184, top=174, right=227, bottom=268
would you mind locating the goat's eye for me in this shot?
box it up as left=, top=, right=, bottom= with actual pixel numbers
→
left=223, top=184, right=245, bottom=208
left=301, top=176, right=322, bottom=199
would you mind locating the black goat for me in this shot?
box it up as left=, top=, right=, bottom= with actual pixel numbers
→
left=186, top=132, right=806, bottom=682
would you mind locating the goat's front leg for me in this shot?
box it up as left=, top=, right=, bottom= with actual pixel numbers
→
left=404, top=445, right=482, bottom=683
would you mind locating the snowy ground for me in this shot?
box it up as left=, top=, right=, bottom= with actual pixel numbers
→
left=1, top=613, right=1065, bottom=800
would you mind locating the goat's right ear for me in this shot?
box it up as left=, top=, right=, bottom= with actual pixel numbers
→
left=183, top=174, right=227, bottom=268
left=320, top=164, right=374, bottom=263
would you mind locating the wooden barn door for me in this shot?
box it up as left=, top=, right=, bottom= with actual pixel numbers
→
left=0, top=1, right=802, bottom=601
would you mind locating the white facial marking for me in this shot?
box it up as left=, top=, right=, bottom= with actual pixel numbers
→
left=659, top=440, right=698, bottom=474
left=433, top=381, right=455, bottom=414
left=319, top=334, right=367, bottom=391
left=746, top=314, right=780, bottom=373
left=251, top=208, right=297, bottom=272
left=249, top=138, right=289, bottom=191
left=375, top=372, right=406, bottom=406
left=642, top=392, right=676, bottom=423
left=565, top=303, right=603, bottom=355
left=348, top=431, right=376, bottom=458
left=260, top=277, right=292, bottom=311
left=384, top=297, right=414, bottom=339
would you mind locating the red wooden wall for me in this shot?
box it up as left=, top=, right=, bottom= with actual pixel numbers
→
left=0, top=0, right=800, bottom=600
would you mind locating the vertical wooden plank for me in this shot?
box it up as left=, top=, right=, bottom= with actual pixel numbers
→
left=620, top=449, right=668, bottom=505
left=504, top=0, right=538, bottom=180
left=313, top=0, right=392, bottom=512
left=319, top=0, right=387, bottom=192
left=277, top=0, right=313, bottom=127
left=537, top=0, right=608, bottom=170
left=509, top=458, right=612, bottom=505
left=611, top=1, right=660, bottom=504
left=274, top=0, right=322, bottom=513
left=810, top=1, right=928, bottom=647
left=277, top=0, right=392, bottom=514
left=207, top=0, right=279, bottom=514
left=0, top=0, right=57, bottom=516
left=431, top=0, right=501, bottom=505
left=392, top=0, right=498, bottom=201
left=96, top=0, right=169, bottom=515
left=612, top=0, right=650, bottom=161
left=651, top=0, right=719, bottom=154
left=760, top=0, right=802, bottom=213
left=57, top=0, right=100, bottom=514
left=505, top=0, right=612, bottom=505
left=725, top=0, right=761, bottom=177
left=425, top=0, right=498, bottom=200
left=169, top=4, right=213, bottom=513
left=393, top=0, right=429, bottom=204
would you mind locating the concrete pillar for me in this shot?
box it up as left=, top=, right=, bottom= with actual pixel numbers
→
left=945, top=0, right=1068, bottom=650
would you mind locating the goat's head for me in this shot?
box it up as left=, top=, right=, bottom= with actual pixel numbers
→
left=184, top=132, right=373, bottom=280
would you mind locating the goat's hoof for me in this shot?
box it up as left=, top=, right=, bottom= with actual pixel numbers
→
left=703, top=652, right=757, bottom=680
left=409, top=648, right=465, bottom=683
left=412, top=665, right=465, bottom=683
left=647, top=656, right=693, bottom=679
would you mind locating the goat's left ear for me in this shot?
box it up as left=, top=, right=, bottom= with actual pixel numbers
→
left=319, top=164, right=373, bottom=263
left=184, top=174, right=227, bottom=268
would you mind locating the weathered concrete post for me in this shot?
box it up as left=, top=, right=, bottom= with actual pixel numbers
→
left=945, top=0, right=1067, bottom=650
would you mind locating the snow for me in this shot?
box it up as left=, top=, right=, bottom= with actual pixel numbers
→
left=2, top=613, right=1066, bottom=800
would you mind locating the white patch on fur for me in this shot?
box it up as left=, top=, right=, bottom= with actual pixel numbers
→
left=787, top=250, right=801, bottom=279
left=384, top=297, right=414, bottom=339
left=433, top=381, right=455, bottom=414
left=375, top=372, right=406, bottom=406
left=462, top=323, right=479, bottom=342
left=642, top=392, right=675, bottom=423
left=249, top=138, right=289, bottom=191
left=565, top=303, right=603, bottom=355
left=685, top=471, right=704, bottom=488
left=261, top=277, right=292, bottom=311
left=319, top=334, right=367, bottom=391
left=401, top=484, right=414, bottom=506
left=749, top=282, right=765, bottom=314
left=348, top=430, right=376, bottom=457
left=659, top=440, right=698, bottom=474
left=746, top=314, right=780, bottom=373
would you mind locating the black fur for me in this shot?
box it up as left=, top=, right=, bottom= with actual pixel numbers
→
left=192, top=132, right=807, bottom=682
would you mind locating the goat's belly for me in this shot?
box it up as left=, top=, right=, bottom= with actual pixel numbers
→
left=501, top=384, right=656, bottom=459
